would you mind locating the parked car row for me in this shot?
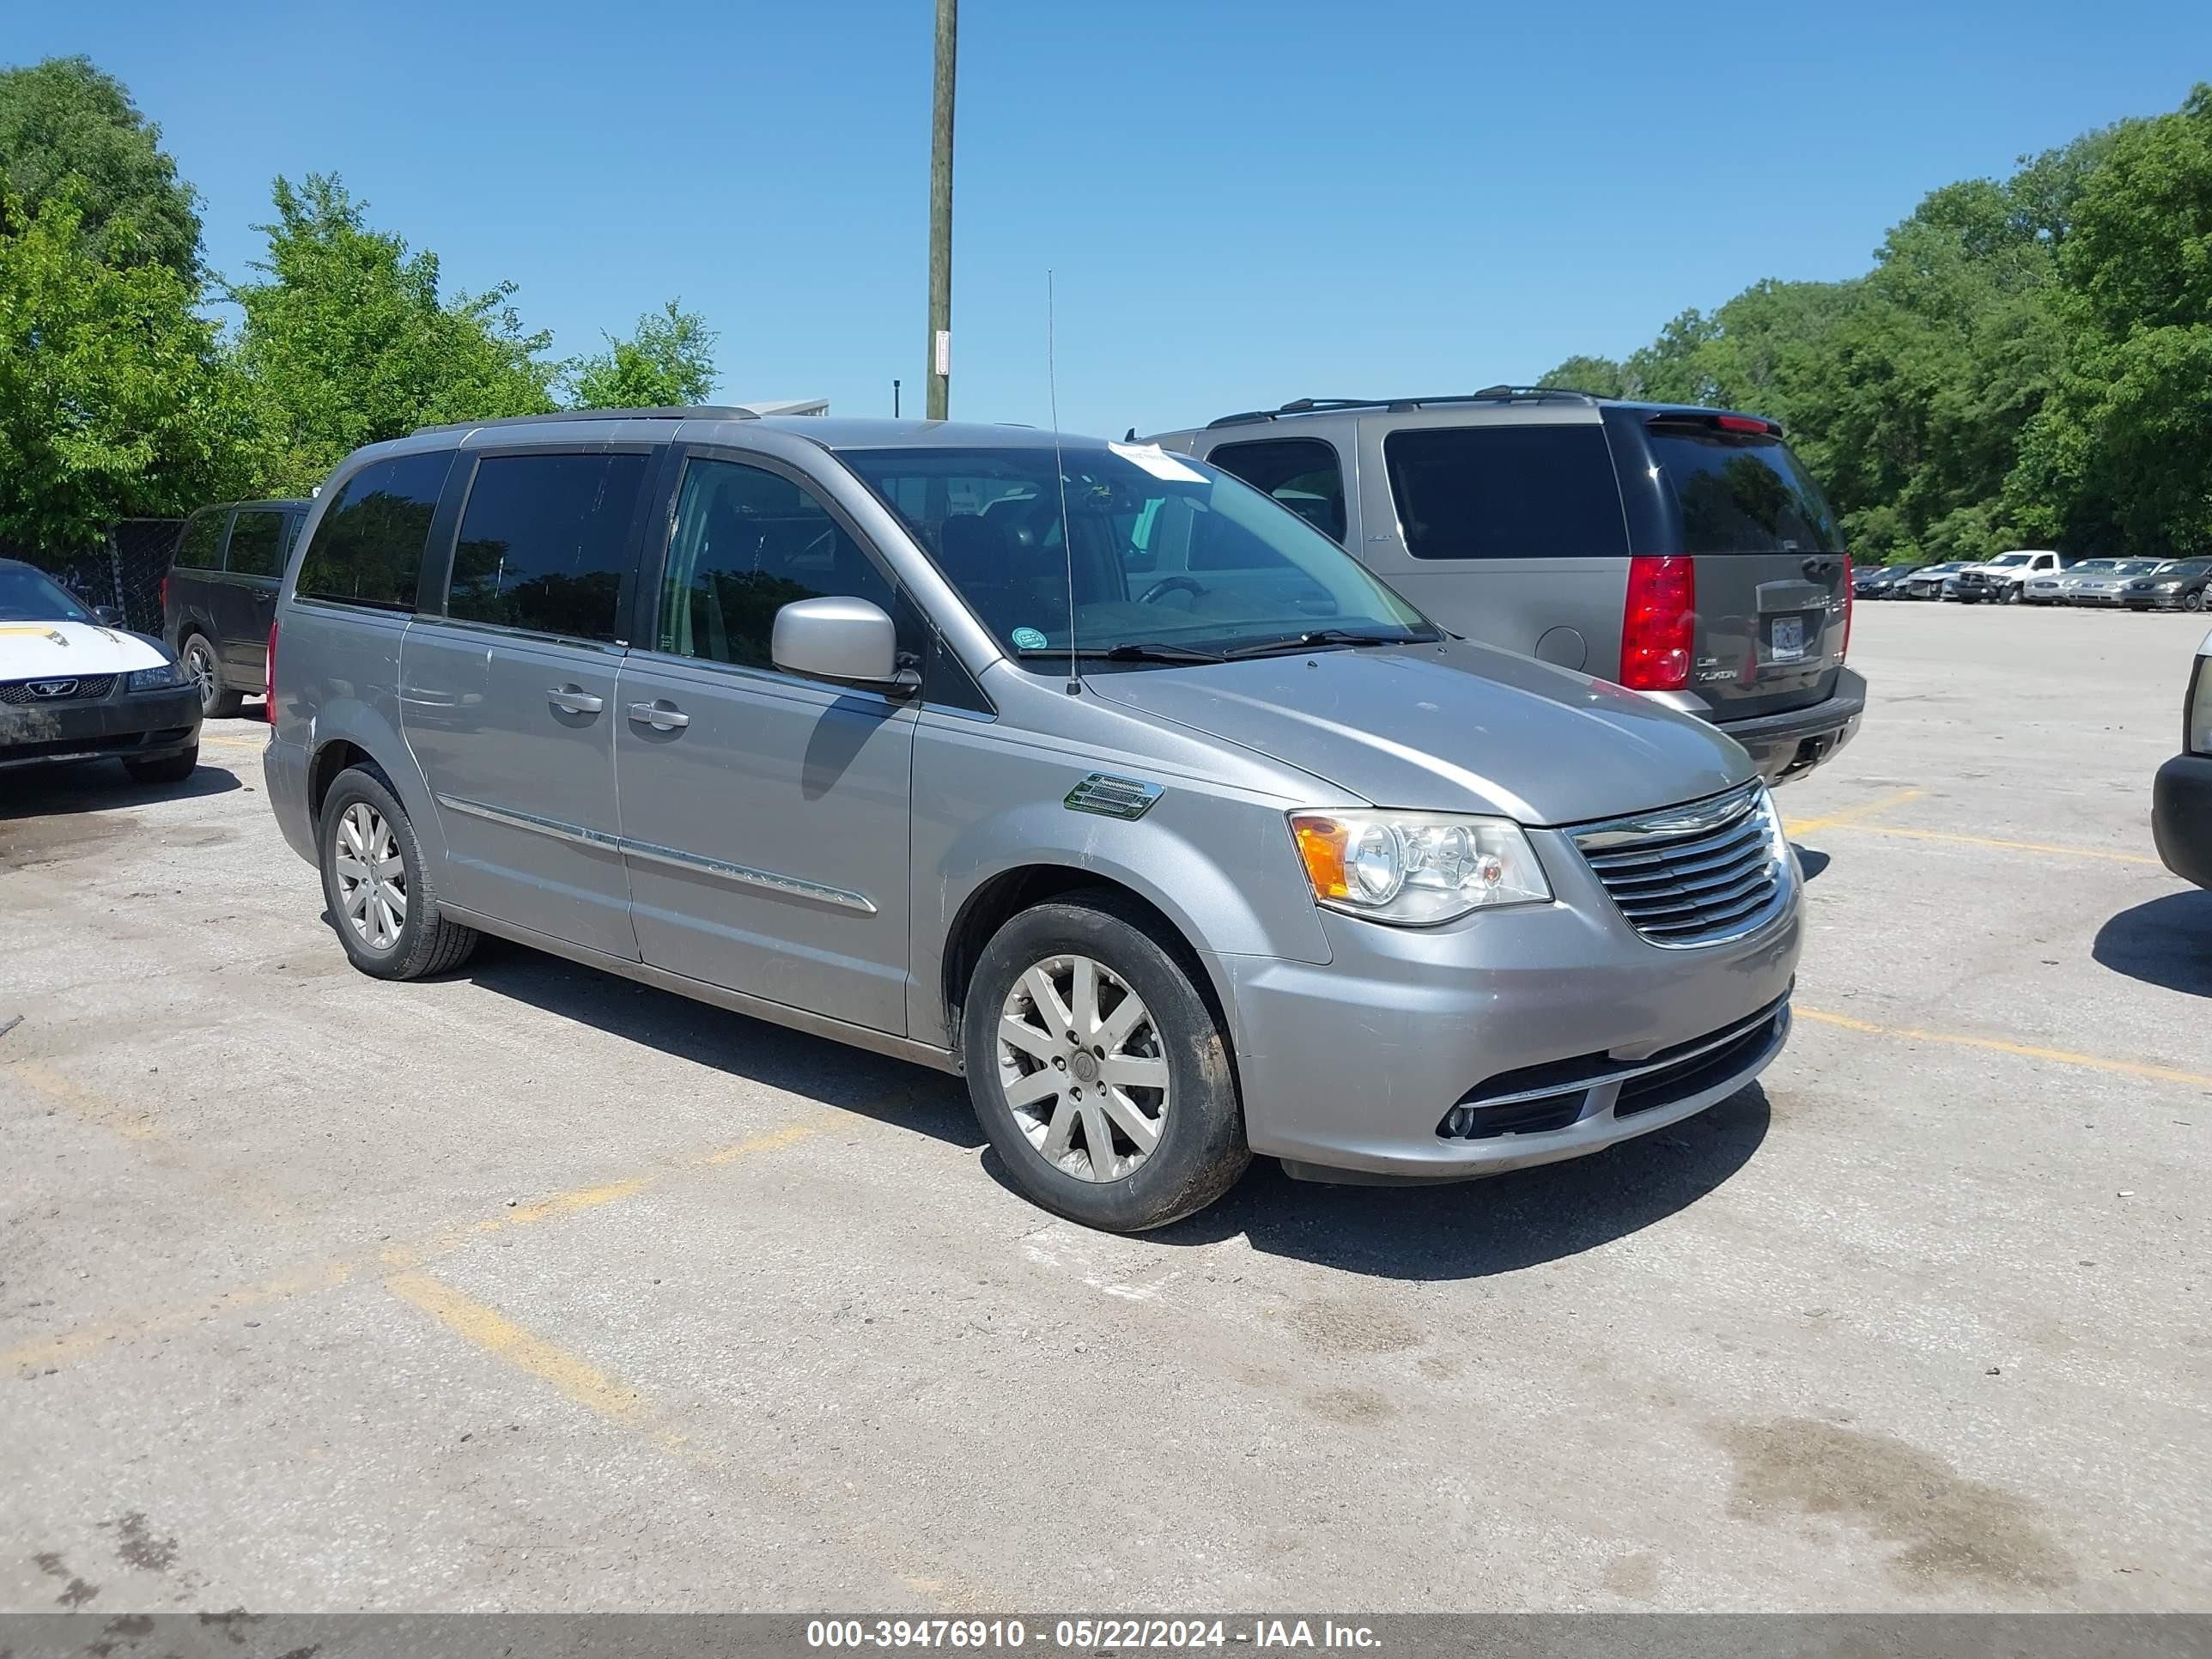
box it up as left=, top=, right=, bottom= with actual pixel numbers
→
left=1855, top=552, right=2209, bottom=611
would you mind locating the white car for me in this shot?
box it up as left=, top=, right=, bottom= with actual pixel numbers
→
left=1954, top=550, right=2065, bottom=605
left=1, top=559, right=203, bottom=783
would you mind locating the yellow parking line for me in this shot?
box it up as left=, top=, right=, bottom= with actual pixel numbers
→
left=1798, top=1007, right=2212, bottom=1091
left=4, top=1109, right=842, bottom=1376
left=1839, top=823, right=2165, bottom=867
left=387, top=1270, right=648, bottom=1424
left=1784, top=788, right=1924, bottom=837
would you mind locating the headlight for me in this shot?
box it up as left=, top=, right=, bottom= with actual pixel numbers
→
left=126, top=662, right=186, bottom=692
left=2155, top=580, right=2184, bottom=592
left=1289, top=811, right=1552, bottom=925
left=2188, top=657, right=2212, bottom=757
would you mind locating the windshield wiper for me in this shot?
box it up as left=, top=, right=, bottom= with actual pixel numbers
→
left=1219, top=629, right=1425, bottom=659
left=1012, top=641, right=1226, bottom=665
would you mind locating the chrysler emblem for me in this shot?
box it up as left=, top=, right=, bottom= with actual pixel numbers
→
left=28, top=678, right=78, bottom=699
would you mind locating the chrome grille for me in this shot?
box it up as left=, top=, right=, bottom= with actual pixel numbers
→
left=0, top=675, right=116, bottom=706
left=1571, top=781, right=1789, bottom=947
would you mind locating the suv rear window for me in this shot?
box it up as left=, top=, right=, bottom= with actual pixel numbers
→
left=1644, top=423, right=1841, bottom=554
left=296, top=453, right=455, bottom=611
left=1204, top=437, right=1347, bottom=542
left=1382, top=426, right=1629, bottom=560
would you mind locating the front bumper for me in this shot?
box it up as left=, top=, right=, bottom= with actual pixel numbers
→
left=2152, top=751, right=2212, bottom=889
left=1710, top=667, right=1867, bottom=787
left=1219, top=832, right=1802, bottom=1182
left=0, top=686, right=200, bottom=772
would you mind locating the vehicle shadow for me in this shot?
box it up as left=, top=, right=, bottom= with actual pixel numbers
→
left=0, top=760, right=240, bottom=820
left=981, top=1082, right=1771, bottom=1281
left=2092, top=890, right=2212, bottom=998
left=453, top=939, right=986, bottom=1150
left=1793, top=845, right=1832, bottom=882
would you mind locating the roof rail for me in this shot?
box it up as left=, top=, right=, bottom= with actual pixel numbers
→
left=1202, top=387, right=1606, bottom=428
left=411, top=405, right=762, bottom=436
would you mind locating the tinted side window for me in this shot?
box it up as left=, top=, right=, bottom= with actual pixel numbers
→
left=173, top=510, right=227, bottom=571
left=448, top=453, right=649, bottom=641
left=225, top=511, right=287, bottom=579
left=1384, top=425, right=1629, bottom=561
left=1206, top=438, right=1347, bottom=542
left=296, top=453, right=454, bottom=611
left=659, top=458, right=893, bottom=670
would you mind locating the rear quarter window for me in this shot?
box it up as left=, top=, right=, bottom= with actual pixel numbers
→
left=1645, top=425, right=1840, bottom=554
left=173, top=510, right=227, bottom=571
left=1203, top=437, right=1348, bottom=543
left=224, top=510, right=288, bottom=580
left=295, top=453, right=456, bottom=611
left=1382, top=425, right=1629, bottom=560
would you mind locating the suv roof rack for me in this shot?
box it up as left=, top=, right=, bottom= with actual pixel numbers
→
left=411, top=405, right=762, bottom=436
left=1202, top=386, right=1606, bottom=428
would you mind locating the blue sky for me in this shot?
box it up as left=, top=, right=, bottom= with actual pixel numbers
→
left=13, top=0, right=2211, bottom=436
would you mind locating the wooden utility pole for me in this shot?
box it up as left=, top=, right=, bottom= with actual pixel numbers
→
left=927, top=0, right=957, bottom=420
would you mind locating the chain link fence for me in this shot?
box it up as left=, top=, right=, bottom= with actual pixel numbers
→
left=3, top=520, right=184, bottom=635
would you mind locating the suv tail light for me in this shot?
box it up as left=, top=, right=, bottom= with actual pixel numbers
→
left=1840, top=555, right=1853, bottom=661
left=264, top=617, right=278, bottom=721
left=1620, top=556, right=1695, bottom=691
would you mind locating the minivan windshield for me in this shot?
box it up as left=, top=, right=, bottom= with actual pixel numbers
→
left=0, top=564, right=92, bottom=623
left=842, top=445, right=1437, bottom=663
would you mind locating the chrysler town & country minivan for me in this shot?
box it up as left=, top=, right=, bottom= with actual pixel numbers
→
left=263, top=409, right=1801, bottom=1231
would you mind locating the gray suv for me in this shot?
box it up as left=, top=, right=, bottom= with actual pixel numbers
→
left=263, top=409, right=1801, bottom=1231
left=1148, top=389, right=1866, bottom=785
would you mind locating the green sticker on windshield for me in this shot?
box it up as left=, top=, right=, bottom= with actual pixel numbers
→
left=1012, top=627, right=1048, bottom=650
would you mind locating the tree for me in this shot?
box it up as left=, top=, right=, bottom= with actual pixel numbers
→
left=1535, top=355, right=1632, bottom=398
left=567, top=300, right=719, bottom=410
left=230, top=173, right=558, bottom=491
left=0, top=56, right=202, bottom=280
left=0, top=191, right=254, bottom=553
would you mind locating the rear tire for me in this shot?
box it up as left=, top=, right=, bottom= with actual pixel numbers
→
left=124, top=745, right=197, bottom=785
left=961, top=894, right=1248, bottom=1232
left=318, top=764, right=479, bottom=981
left=181, top=633, right=243, bottom=719
left=2185, top=590, right=2204, bottom=613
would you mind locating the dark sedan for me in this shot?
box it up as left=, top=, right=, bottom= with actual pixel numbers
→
left=2123, top=559, right=2211, bottom=614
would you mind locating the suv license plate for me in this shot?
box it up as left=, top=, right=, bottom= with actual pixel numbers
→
left=1771, top=617, right=1806, bottom=662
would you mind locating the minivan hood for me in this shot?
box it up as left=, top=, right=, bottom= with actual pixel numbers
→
left=1083, top=640, right=1756, bottom=826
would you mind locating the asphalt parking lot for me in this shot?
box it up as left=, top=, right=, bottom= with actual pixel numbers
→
left=3, top=602, right=2208, bottom=1614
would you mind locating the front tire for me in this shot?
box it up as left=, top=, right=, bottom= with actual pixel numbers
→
left=961, top=895, right=1248, bottom=1232
left=318, top=764, right=479, bottom=981
left=124, top=745, right=197, bottom=785
left=181, top=633, right=243, bottom=719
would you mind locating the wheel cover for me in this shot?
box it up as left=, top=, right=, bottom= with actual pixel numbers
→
left=333, top=802, right=407, bottom=952
left=996, top=953, right=1170, bottom=1183
left=184, top=639, right=217, bottom=708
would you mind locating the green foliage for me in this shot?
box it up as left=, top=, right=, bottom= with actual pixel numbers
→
left=229, top=174, right=560, bottom=492
left=1539, top=91, right=2212, bottom=562
left=0, top=191, right=254, bottom=553
left=0, top=56, right=203, bottom=280
left=1535, top=354, right=1632, bottom=398
left=567, top=300, right=720, bottom=410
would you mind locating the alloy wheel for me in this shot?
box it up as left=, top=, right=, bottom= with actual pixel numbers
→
left=996, top=954, right=1170, bottom=1182
left=184, top=639, right=218, bottom=711
left=333, top=802, right=407, bottom=952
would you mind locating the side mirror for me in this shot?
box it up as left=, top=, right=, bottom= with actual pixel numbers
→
left=771, top=597, right=919, bottom=696
left=92, top=605, right=126, bottom=628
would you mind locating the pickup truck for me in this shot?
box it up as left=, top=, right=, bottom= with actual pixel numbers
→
left=1953, top=550, right=2069, bottom=605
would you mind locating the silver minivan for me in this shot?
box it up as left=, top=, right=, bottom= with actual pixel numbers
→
left=263, top=410, right=1802, bottom=1231
left=1148, top=390, right=1866, bottom=786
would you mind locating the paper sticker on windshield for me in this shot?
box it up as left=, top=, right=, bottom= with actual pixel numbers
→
left=1011, top=626, right=1048, bottom=650
left=1109, top=442, right=1206, bottom=484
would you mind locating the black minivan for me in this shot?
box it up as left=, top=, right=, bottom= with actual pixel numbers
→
left=163, top=498, right=312, bottom=716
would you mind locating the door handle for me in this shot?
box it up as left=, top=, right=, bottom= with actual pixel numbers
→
left=629, top=700, right=690, bottom=731
left=547, top=686, right=605, bottom=714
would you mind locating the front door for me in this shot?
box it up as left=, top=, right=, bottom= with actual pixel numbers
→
left=614, top=450, right=917, bottom=1034
left=399, top=447, right=656, bottom=958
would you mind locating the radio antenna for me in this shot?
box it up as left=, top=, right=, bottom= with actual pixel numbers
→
left=1048, top=269, right=1079, bottom=696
